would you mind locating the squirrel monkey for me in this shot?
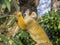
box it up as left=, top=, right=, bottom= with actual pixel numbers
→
left=17, top=11, right=52, bottom=45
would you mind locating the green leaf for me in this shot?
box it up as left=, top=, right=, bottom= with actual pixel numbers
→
left=11, top=37, right=23, bottom=45
left=0, top=34, right=10, bottom=45
left=4, top=0, right=11, bottom=12
left=15, top=39, right=23, bottom=45
left=7, top=17, right=16, bottom=27
left=12, top=42, right=17, bottom=45
left=0, top=4, right=2, bottom=9
left=20, top=31, right=29, bottom=39
left=0, top=14, right=8, bottom=19
left=58, top=24, right=60, bottom=29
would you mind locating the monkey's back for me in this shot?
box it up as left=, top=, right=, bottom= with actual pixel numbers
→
left=25, top=17, right=52, bottom=45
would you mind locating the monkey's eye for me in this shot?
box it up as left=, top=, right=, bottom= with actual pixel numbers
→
left=23, top=13, right=26, bottom=17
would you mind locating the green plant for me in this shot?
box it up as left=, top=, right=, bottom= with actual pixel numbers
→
left=0, top=34, right=10, bottom=45
left=15, top=30, right=36, bottom=45
left=0, top=0, right=11, bottom=12
left=38, top=10, right=60, bottom=45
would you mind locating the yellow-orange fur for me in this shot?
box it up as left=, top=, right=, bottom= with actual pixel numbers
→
left=17, top=12, right=26, bottom=30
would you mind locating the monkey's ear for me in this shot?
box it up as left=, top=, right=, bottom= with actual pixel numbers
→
left=30, top=12, right=38, bottom=20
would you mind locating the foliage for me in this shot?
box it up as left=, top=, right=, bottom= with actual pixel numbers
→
left=0, top=0, right=60, bottom=45
left=38, top=10, right=60, bottom=45
left=14, top=30, right=36, bottom=45
left=0, top=14, right=8, bottom=19
left=0, top=0, right=36, bottom=45
left=0, top=34, right=10, bottom=45
left=7, top=16, right=16, bottom=27
left=0, top=14, right=8, bottom=25
left=0, top=30, right=36, bottom=45
left=0, top=0, right=11, bottom=12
